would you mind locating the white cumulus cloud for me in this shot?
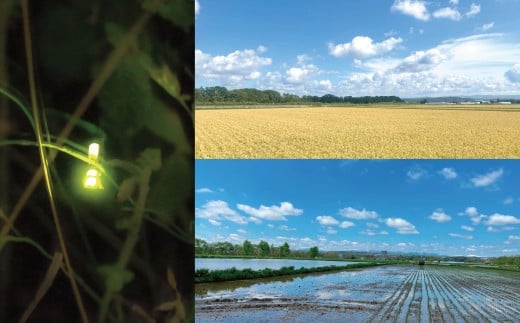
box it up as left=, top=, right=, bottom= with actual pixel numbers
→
left=340, top=221, right=355, bottom=228
left=485, top=213, right=520, bottom=226
left=339, top=207, right=379, bottom=220
left=466, top=3, right=481, bottom=17
left=278, top=225, right=296, bottom=231
left=433, top=7, right=462, bottom=21
left=439, top=167, right=458, bottom=179
left=429, top=209, right=452, bottom=223
left=461, top=225, right=475, bottom=232
left=470, top=168, right=503, bottom=187
left=385, top=218, right=419, bottom=234
left=237, top=202, right=303, bottom=221
left=196, top=188, right=214, bottom=193
left=460, top=206, right=487, bottom=225
left=196, top=200, right=247, bottom=225
left=407, top=166, right=427, bottom=180
left=326, top=227, right=338, bottom=234
left=391, top=0, right=430, bottom=21
left=285, top=64, right=319, bottom=84
left=195, top=47, right=272, bottom=86
left=505, top=235, right=520, bottom=244
left=479, top=22, right=495, bottom=32
left=328, top=36, right=403, bottom=59
left=449, top=233, right=473, bottom=239
left=505, top=64, right=520, bottom=83
left=316, top=215, right=340, bottom=226
left=195, top=0, right=200, bottom=15
left=393, top=49, right=447, bottom=73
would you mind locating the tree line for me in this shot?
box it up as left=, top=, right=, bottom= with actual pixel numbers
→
left=195, top=86, right=404, bottom=105
left=490, top=255, right=520, bottom=267
left=195, top=238, right=320, bottom=258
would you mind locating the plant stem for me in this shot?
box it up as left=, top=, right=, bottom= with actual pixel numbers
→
left=20, top=1, right=89, bottom=321
left=97, top=168, right=152, bottom=323
left=0, top=1, right=14, bottom=320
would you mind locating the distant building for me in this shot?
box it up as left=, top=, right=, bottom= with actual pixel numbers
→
left=499, top=101, right=512, bottom=105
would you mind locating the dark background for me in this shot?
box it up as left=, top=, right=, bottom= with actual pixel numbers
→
left=0, top=0, right=194, bottom=321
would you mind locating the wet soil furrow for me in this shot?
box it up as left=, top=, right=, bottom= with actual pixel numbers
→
left=450, top=270, right=520, bottom=317
left=440, top=270, right=519, bottom=321
left=396, top=269, right=420, bottom=322
left=419, top=269, right=430, bottom=323
left=427, top=268, right=469, bottom=322
left=368, top=269, right=418, bottom=322
left=432, top=269, right=491, bottom=322
left=462, top=273, right=520, bottom=299
left=423, top=268, right=453, bottom=323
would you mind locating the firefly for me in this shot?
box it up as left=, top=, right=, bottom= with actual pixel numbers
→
left=83, top=142, right=103, bottom=189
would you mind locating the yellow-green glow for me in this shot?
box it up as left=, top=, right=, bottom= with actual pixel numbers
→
left=88, top=142, right=100, bottom=161
left=84, top=142, right=103, bottom=190
left=83, top=168, right=103, bottom=189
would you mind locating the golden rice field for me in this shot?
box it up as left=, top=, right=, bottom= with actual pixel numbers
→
left=195, top=105, right=520, bottom=158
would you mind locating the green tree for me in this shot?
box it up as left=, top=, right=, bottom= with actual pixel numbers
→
left=258, top=240, right=270, bottom=257
left=280, top=242, right=291, bottom=257
left=195, top=238, right=208, bottom=255
left=309, top=246, right=319, bottom=258
left=243, top=240, right=254, bottom=256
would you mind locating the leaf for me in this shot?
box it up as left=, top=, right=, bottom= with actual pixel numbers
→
left=155, top=301, right=177, bottom=312
left=148, top=63, right=181, bottom=100
left=99, top=54, right=190, bottom=154
left=115, top=218, right=132, bottom=231
left=137, top=148, right=161, bottom=171
left=105, top=22, right=126, bottom=47
left=147, top=155, right=192, bottom=227
left=146, top=62, right=192, bottom=120
left=98, top=54, right=152, bottom=140
left=116, top=176, right=138, bottom=202
left=98, top=264, right=134, bottom=293
left=167, top=267, right=177, bottom=290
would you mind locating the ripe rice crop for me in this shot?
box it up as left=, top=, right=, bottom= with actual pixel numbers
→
left=195, top=105, right=520, bottom=158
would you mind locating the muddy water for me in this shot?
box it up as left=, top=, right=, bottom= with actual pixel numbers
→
left=196, top=265, right=411, bottom=322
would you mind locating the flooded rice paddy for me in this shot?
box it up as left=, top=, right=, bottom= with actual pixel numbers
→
left=196, top=265, right=520, bottom=322
left=195, top=257, right=362, bottom=271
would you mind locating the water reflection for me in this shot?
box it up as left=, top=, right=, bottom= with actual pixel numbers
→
left=196, top=257, right=363, bottom=271
left=196, top=265, right=410, bottom=303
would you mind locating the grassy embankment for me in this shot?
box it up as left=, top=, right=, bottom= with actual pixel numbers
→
left=195, top=262, right=384, bottom=283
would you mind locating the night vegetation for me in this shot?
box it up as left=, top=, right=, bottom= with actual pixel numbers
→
left=0, top=0, right=193, bottom=322
left=195, top=86, right=404, bottom=105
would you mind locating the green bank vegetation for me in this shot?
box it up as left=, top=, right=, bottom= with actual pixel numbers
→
left=195, top=262, right=380, bottom=284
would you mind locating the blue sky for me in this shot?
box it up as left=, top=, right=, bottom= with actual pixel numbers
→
left=196, top=160, right=520, bottom=257
left=195, top=0, right=520, bottom=97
